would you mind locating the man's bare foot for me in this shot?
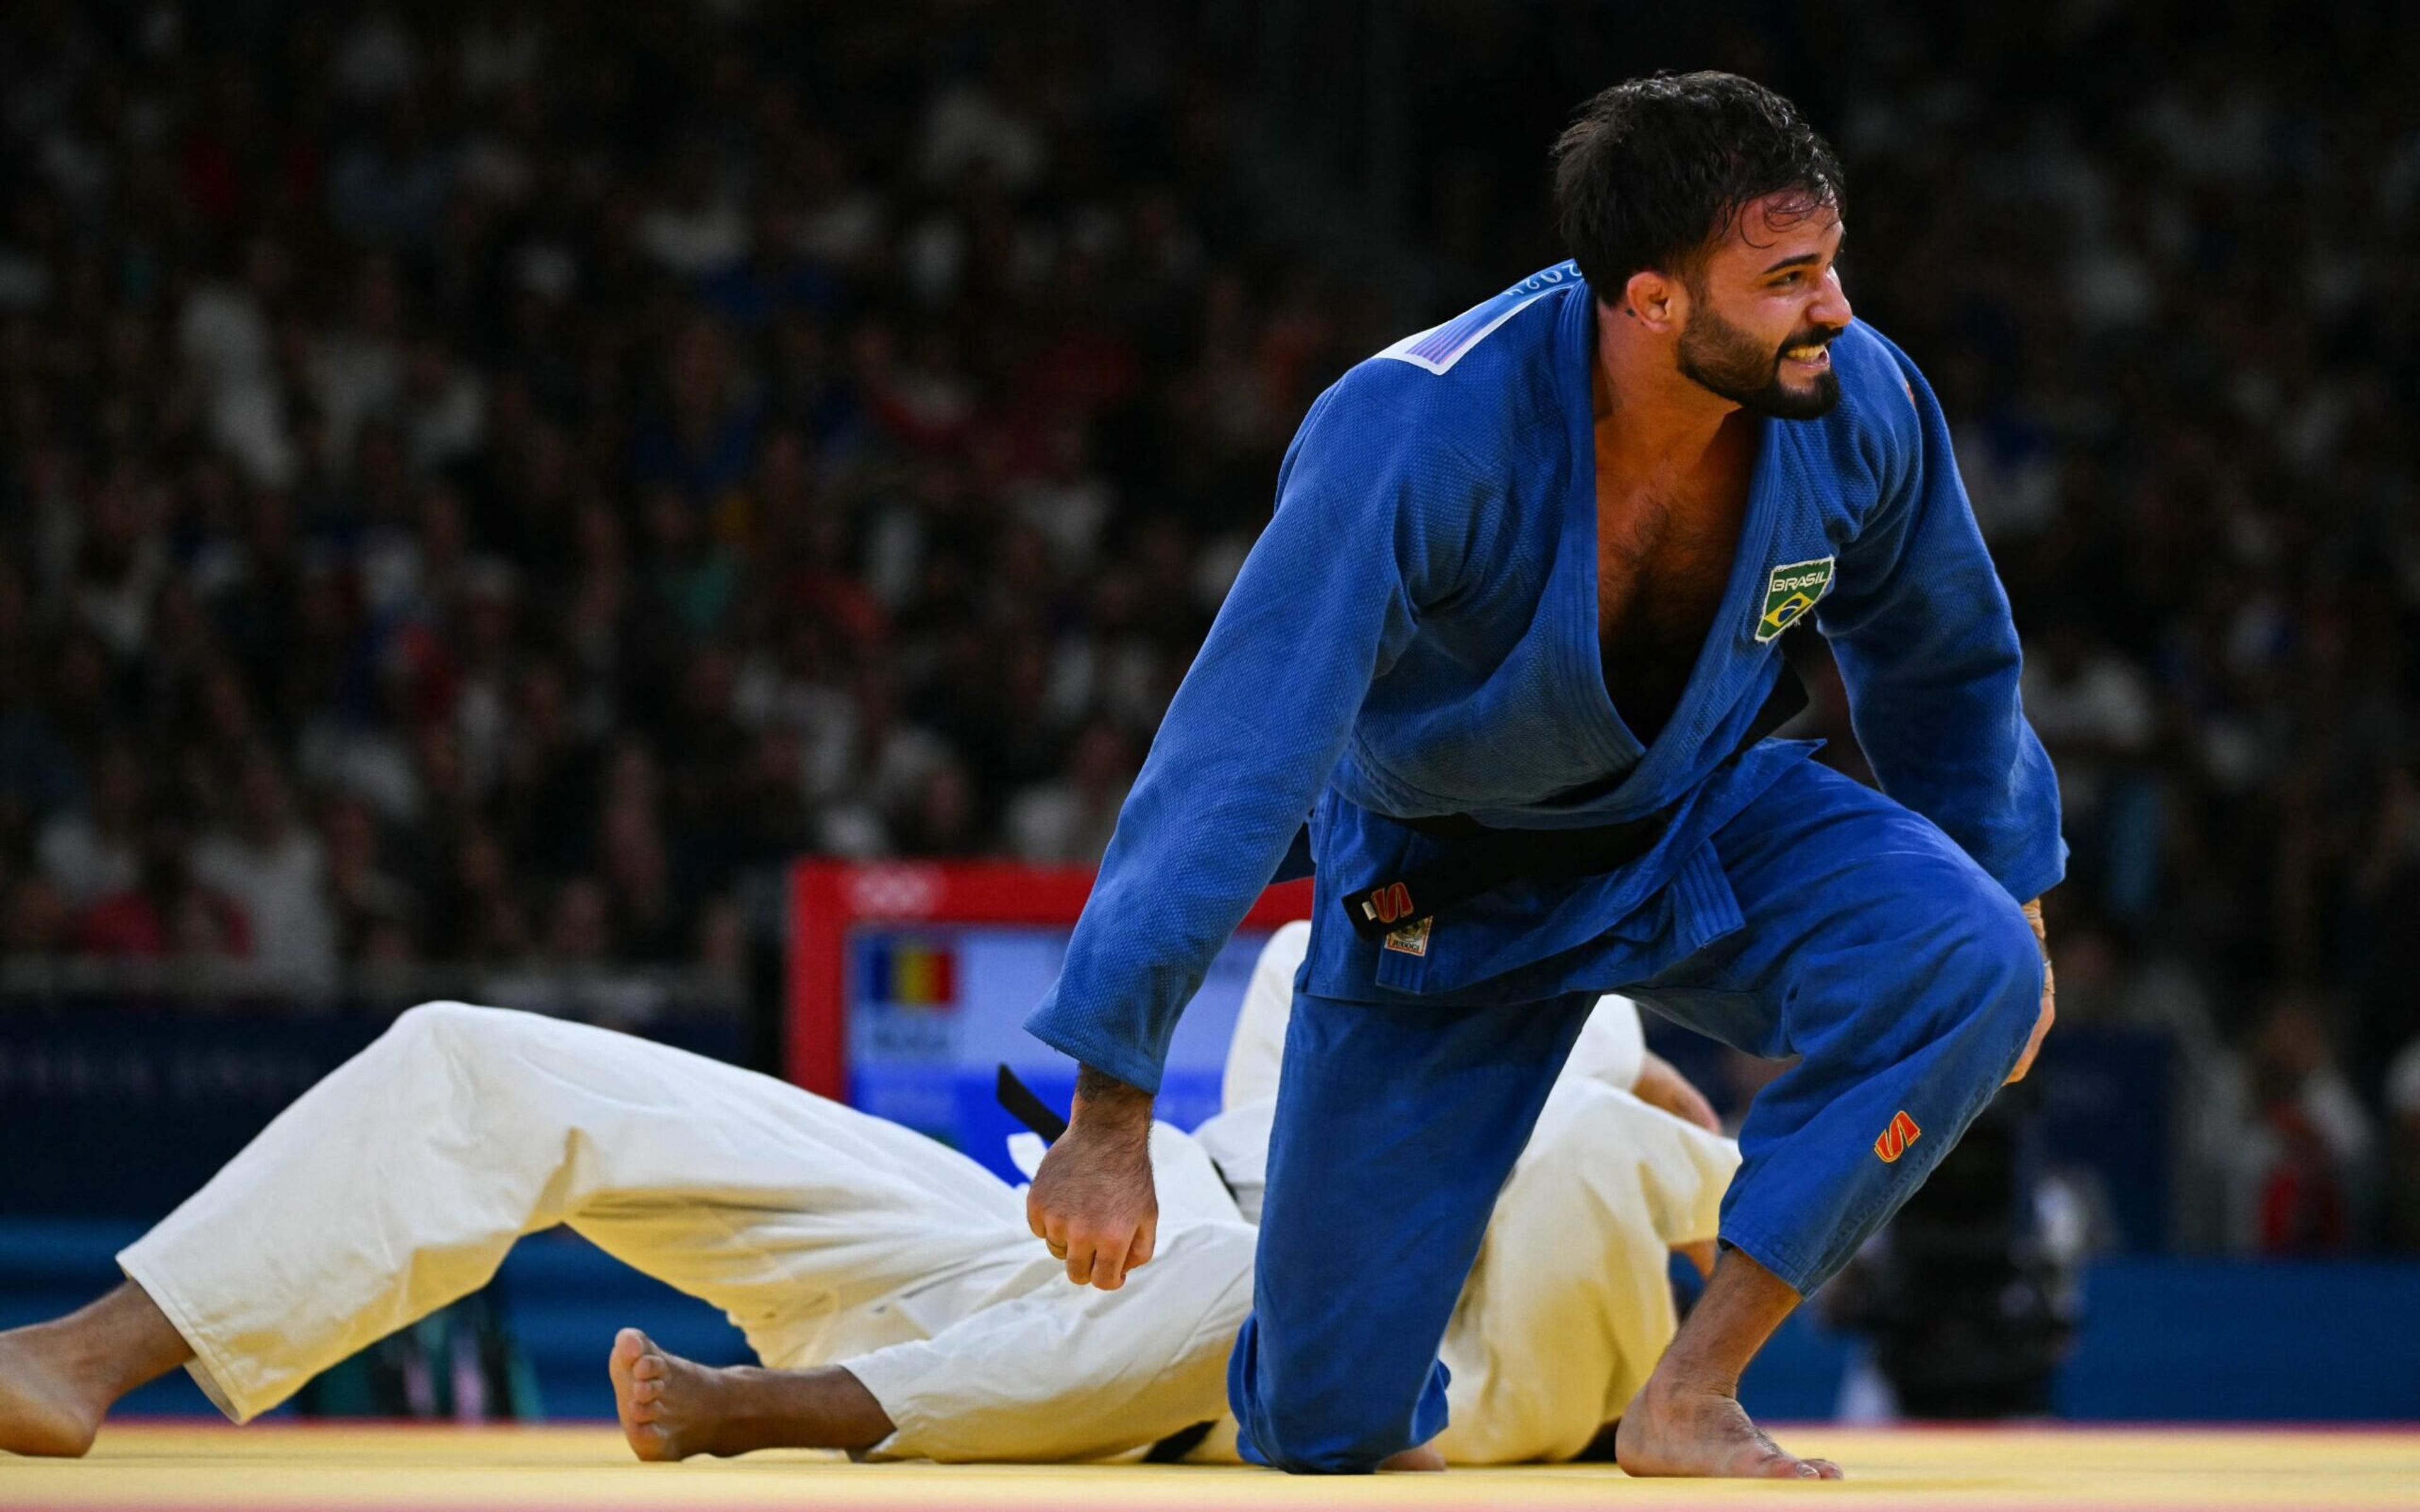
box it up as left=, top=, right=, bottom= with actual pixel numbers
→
left=1614, top=1381, right=1841, bottom=1480
left=0, top=1326, right=110, bottom=1457
left=1377, top=1443, right=1446, bottom=1471
left=1616, top=1245, right=1841, bottom=1478
left=609, top=1329, right=894, bottom=1462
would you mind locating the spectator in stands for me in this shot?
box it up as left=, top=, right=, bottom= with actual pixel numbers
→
left=1006, top=719, right=1136, bottom=866
left=544, top=876, right=613, bottom=965
left=597, top=798, right=687, bottom=963
left=76, top=821, right=252, bottom=963
left=2242, top=994, right=2376, bottom=1254
left=192, top=753, right=337, bottom=991
left=322, top=796, right=416, bottom=961
left=37, top=743, right=144, bottom=910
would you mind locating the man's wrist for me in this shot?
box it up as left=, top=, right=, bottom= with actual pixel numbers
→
left=1072, top=1064, right=1155, bottom=1129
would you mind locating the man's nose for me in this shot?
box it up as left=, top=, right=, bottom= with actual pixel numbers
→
left=1812, top=270, right=1853, bottom=331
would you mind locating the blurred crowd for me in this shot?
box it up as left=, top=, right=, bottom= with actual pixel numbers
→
left=0, top=3, right=1374, bottom=999
left=1, top=0, right=2417, bottom=1251
left=1825, top=1, right=2420, bottom=1261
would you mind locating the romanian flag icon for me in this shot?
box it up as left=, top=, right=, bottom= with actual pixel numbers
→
left=867, top=939, right=958, bottom=1007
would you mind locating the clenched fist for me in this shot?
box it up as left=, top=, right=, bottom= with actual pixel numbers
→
left=1026, top=1065, right=1160, bottom=1290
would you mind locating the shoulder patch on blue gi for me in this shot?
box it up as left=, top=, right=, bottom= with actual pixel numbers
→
left=1755, top=556, right=1836, bottom=643
left=1376, top=263, right=1577, bottom=375
left=1383, top=917, right=1432, bottom=956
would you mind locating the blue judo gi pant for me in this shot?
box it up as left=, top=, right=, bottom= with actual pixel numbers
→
left=1228, top=761, right=2046, bottom=1472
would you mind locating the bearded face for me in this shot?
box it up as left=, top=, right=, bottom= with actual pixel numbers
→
left=1674, top=297, right=1843, bottom=420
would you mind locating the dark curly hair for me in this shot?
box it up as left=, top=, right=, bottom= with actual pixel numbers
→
left=1553, top=71, right=1845, bottom=299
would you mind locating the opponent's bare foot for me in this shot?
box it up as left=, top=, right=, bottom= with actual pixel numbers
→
left=1378, top=1443, right=1446, bottom=1471
left=0, top=1281, right=191, bottom=1458
left=0, top=1326, right=109, bottom=1457
left=1613, top=1380, right=1841, bottom=1480
left=611, top=1328, right=727, bottom=1462
left=609, top=1329, right=896, bottom=1462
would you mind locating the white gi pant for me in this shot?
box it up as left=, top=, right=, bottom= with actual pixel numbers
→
left=116, top=924, right=1737, bottom=1465
left=116, top=1001, right=1256, bottom=1463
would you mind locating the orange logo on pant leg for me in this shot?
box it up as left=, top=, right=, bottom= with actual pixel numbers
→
left=1873, top=1110, right=1922, bottom=1163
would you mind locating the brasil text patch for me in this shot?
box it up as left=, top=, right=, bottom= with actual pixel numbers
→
left=1755, top=556, right=1836, bottom=643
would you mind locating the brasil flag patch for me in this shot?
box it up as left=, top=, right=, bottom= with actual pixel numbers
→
left=1755, top=556, right=1835, bottom=643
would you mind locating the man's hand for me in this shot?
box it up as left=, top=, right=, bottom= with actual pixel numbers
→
left=1026, top=1065, right=1159, bottom=1290
left=1632, top=1050, right=1721, bottom=1132
left=2006, top=897, right=2054, bottom=1084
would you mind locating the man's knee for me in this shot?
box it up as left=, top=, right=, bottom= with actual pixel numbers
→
left=379, top=1000, right=526, bottom=1079
left=1933, top=886, right=2044, bottom=1060
left=1247, top=1407, right=1423, bottom=1474
left=389, top=999, right=493, bottom=1048
left=1235, top=1329, right=1439, bottom=1474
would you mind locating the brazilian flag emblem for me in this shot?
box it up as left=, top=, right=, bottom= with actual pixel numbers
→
left=1754, top=556, right=1835, bottom=643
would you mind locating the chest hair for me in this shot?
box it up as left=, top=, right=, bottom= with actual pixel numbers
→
left=1595, top=485, right=1747, bottom=740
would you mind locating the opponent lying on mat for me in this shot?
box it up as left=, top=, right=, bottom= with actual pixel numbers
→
left=0, top=922, right=1734, bottom=1466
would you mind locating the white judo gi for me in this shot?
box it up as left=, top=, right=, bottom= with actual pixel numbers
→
left=115, top=922, right=1736, bottom=1463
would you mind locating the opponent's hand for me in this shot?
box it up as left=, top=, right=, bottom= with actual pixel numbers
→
left=2006, top=897, right=2054, bottom=1084
left=1632, top=1050, right=1721, bottom=1132
left=1027, top=1065, right=1158, bottom=1290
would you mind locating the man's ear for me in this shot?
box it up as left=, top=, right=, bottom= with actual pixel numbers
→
left=1619, top=268, right=1684, bottom=333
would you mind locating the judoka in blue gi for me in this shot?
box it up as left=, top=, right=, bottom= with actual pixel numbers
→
left=1024, top=72, right=2063, bottom=1480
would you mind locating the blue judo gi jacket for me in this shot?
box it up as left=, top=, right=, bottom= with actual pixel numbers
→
left=1027, top=263, right=2066, bottom=1094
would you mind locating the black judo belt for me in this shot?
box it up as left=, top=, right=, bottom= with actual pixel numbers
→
left=993, top=1063, right=1069, bottom=1143
left=1340, top=668, right=1807, bottom=942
